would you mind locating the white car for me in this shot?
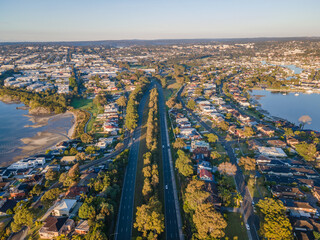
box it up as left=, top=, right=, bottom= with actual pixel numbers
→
left=246, top=223, right=250, bottom=230
left=165, top=185, right=168, bottom=190
left=162, top=145, right=164, bottom=148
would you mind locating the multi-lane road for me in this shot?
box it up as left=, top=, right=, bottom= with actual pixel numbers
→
left=115, top=85, right=151, bottom=240
left=155, top=82, right=184, bottom=240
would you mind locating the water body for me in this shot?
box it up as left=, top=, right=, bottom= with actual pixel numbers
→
left=0, top=101, right=74, bottom=166
left=261, top=61, right=304, bottom=74
left=251, top=90, right=320, bottom=132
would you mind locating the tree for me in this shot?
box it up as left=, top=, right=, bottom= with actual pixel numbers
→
left=243, top=126, right=254, bottom=138
left=211, top=151, right=221, bottom=160
left=143, top=166, right=152, bottom=178
left=45, top=168, right=58, bottom=181
left=134, top=197, right=164, bottom=237
left=41, top=188, right=60, bottom=202
left=68, top=163, right=80, bottom=182
left=205, top=133, right=219, bottom=143
left=295, top=142, right=317, bottom=161
left=166, top=97, right=176, bottom=108
left=85, top=146, right=97, bottom=155
left=218, top=121, right=229, bottom=131
left=76, top=152, right=86, bottom=161
left=142, top=178, right=152, bottom=199
left=81, top=133, right=93, bottom=144
left=298, top=115, right=312, bottom=129
left=116, top=96, right=127, bottom=107
left=284, top=128, right=294, bottom=138
left=218, top=162, right=237, bottom=176
left=184, top=179, right=210, bottom=212
left=115, top=142, right=124, bottom=150
left=238, top=156, right=256, bottom=171
left=173, top=138, right=186, bottom=149
left=30, top=184, right=42, bottom=196
left=256, top=198, right=293, bottom=240
left=314, top=231, right=320, bottom=240
left=11, top=208, right=34, bottom=232
left=187, top=99, right=196, bottom=110
left=175, top=150, right=193, bottom=177
left=78, top=202, right=96, bottom=219
left=69, top=147, right=78, bottom=156
left=193, top=203, right=227, bottom=239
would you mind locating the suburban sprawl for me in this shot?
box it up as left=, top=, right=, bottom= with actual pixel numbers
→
left=0, top=39, right=320, bottom=240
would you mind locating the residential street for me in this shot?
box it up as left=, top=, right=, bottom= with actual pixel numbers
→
left=177, top=86, right=260, bottom=240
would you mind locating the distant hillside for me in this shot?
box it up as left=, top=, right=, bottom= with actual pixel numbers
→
left=1, top=37, right=320, bottom=47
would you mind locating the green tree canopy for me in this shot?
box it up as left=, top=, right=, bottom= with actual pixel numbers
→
left=11, top=208, right=34, bottom=232
left=238, top=156, right=256, bottom=171
left=295, top=142, right=317, bottom=161
left=205, top=133, right=219, bottom=143
left=175, top=150, right=193, bottom=177
left=173, top=138, right=186, bottom=149
left=187, top=99, right=196, bottom=110
left=193, top=203, right=227, bottom=239
left=184, top=179, right=210, bottom=213
left=256, top=198, right=293, bottom=240
left=78, top=202, right=96, bottom=219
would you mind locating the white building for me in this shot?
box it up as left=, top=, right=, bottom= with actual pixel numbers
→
left=52, top=199, right=77, bottom=217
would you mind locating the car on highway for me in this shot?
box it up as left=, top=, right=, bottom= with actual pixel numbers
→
left=246, top=223, right=250, bottom=230
left=165, top=185, right=168, bottom=190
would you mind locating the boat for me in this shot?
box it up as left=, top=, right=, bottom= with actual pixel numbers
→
left=306, top=90, right=313, bottom=94
left=294, top=93, right=299, bottom=96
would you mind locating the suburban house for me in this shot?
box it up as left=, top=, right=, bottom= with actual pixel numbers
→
left=65, top=186, right=88, bottom=200
left=191, top=140, right=210, bottom=152
left=51, top=199, right=77, bottom=217
left=257, top=146, right=287, bottom=158
left=39, top=216, right=69, bottom=239
left=199, top=169, right=213, bottom=182
left=75, top=220, right=90, bottom=235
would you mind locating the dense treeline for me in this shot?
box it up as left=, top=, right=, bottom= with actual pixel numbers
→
left=76, top=150, right=129, bottom=239
left=256, top=198, right=293, bottom=239
left=134, top=88, right=165, bottom=239
left=125, top=76, right=150, bottom=131
left=0, top=88, right=68, bottom=113
left=72, top=109, right=91, bottom=138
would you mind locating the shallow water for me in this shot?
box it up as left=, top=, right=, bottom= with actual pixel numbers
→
left=0, top=101, right=73, bottom=166
left=251, top=90, right=320, bottom=132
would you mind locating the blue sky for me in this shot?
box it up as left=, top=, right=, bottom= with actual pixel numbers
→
left=0, top=0, right=319, bottom=42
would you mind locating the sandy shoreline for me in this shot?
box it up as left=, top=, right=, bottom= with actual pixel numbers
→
left=10, top=111, right=76, bottom=164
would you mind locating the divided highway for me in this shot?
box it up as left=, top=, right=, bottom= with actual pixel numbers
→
left=155, top=82, right=184, bottom=240
left=115, top=86, right=151, bottom=240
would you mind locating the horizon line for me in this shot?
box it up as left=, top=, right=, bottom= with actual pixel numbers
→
left=1, top=36, right=320, bottom=44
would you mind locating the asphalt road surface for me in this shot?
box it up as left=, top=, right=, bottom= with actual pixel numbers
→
left=155, top=82, right=184, bottom=240
left=115, top=85, right=151, bottom=240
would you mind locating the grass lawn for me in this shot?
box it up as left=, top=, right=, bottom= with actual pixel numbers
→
left=163, top=79, right=181, bottom=100
left=247, top=176, right=270, bottom=198
left=224, top=212, right=248, bottom=240
left=239, top=142, right=255, bottom=157
left=71, top=98, right=103, bottom=132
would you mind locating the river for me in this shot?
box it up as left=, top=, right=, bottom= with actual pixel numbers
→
left=251, top=90, right=320, bottom=132
left=0, top=101, right=74, bottom=166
